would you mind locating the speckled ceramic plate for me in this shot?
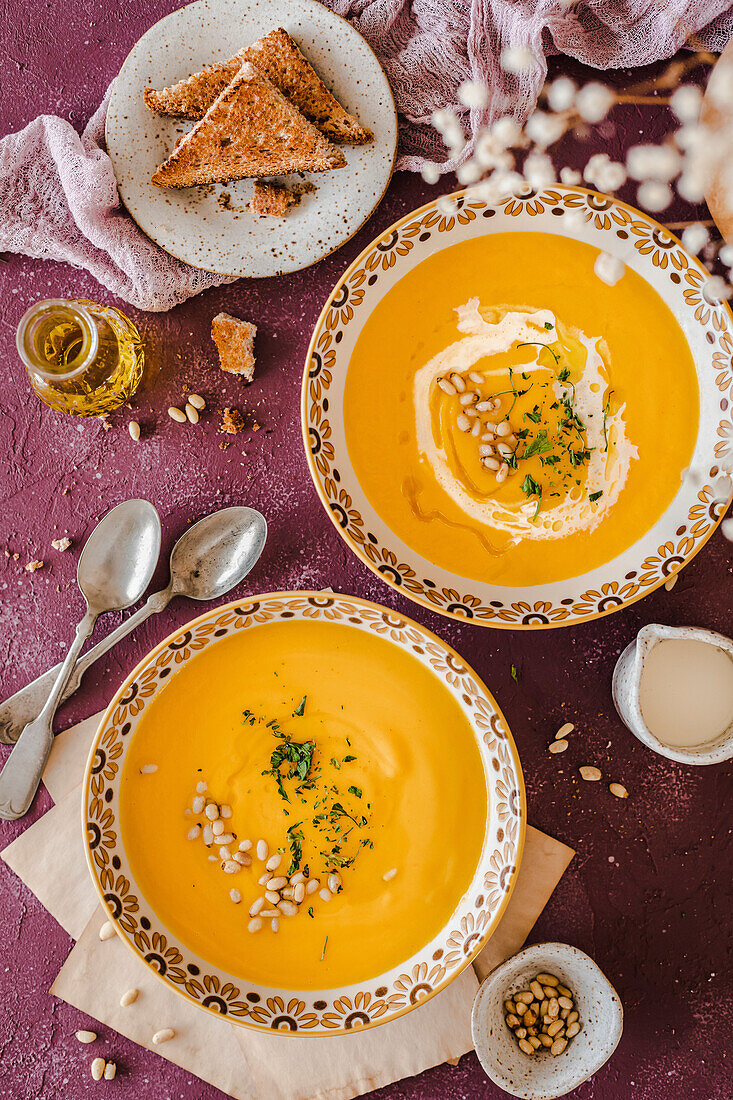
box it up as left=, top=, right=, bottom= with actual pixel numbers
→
left=302, top=186, right=733, bottom=629
left=83, top=592, right=525, bottom=1034
left=105, top=0, right=397, bottom=277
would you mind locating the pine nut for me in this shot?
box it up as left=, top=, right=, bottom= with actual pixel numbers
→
left=496, top=420, right=512, bottom=437
left=450, top=373, right=466, bottom=392
left=217, top=833, right=234, bottom=845
left=91, top=1057, right=106, bottom=1081
left=496, top=464, right=508, bottom=484
left=438, top=378, right=457, bottom=395
left=258, top=873, right=270, bottom=886
left=120, top=989, right=138, bottom=1007
left=207, top=854, right=217, bottom=862
left=195, top=780, right=207, bottom=794
left=515, top=1026, right=527, bottom=1038
left=579, top=765, right=602, bottom=781
left=278, top=900, right=298, bottom=916
left=104, top=1062, right=117, bottom=1081
left=504, top=1000, right=516, bottom=1014
left=266, top=854, right=282, bottom=871
left=249, top=897, right=265, bottom=917
left=515, top=991, right=533, bottom=1005
left=281, top=886, right=295, bottom=900
left=222, top=860, right=241, bottom=874
left=539, top=1033, right=553, bottom=1047
left=293, top=883, right=306, bottom=903
left=238, top=839, right=252, bottom=852
left=188, top=824, right=202, bottom=841
left=128, top=421, right=141, bottom=441
left=205, top=802, right=219, bottom=821
left=537, top=974, right=559, bottom=986
left=505, top=1014, right=520, bottom=1028
left=202, top=824, right=213, bottom=846
left=456, top=413, right=470, bottom=432
left=543, top=985, right=558, bottom=997
left=233, top=851, right=252, bottom=866
left=567, top=1011, right=579, bottom=1024
left=271, top=918, right=280, bottom=932
left=248, top=918, right=263, bottom=933
left=188, top=393, right=206, bottom=410
left=265, top=890, right=281, bottom=904
left=185, top=403, right=199, bottom=424
left=260, top=908, right=279, bottom=918
left=479, top=444, right=494, bottom=456
left=267, top=876, right=288, bottom=890
left=219, top=846, right=232, bottom=861
left=168, top=406, right=187, bottom=423
left=212, top=819, right=225, bottom=836
left=76, top=1030, right=97, bottom=1043
left=290, top=872, right=305, bottom=885
left=475, top=400, right=494, bottom=412
left=319, top=888, right=332, bottom=902
left=220, top=804, right=232, bottom=818
left=152, top=1029, right=175, bottom=1044
left=192, top=795, right=205, bottom=814
left=540, top=999, right=548, bottom=1017
left=549, top=739, right=568, bottom=754
left=557, top=985, right=572, bottom=998
left=524, top=1010, right=537, bottom=1027
left=610, top=782, right=629, bottom=798
left=464, top=407, right=478, bottom=417
left=469, top=371, right=483, bottom=384
left=528, top=1036, right=541, bottom=1049
left=560, top=1007, right=569, bottom=1020
left=497, top=442, right=512, bottom=457
left=459, top=392, right=476, bottom=406
left=566, top=1022, right=581, bottom=1037
left=306, top=878, right=320, bottom=894
left=518, top=1038, right=534, bottom=1055
left=554, top=724, right=574, bottom=741
left=327, top=873, right=342, bottom=893
left=558, top=996, right=573, bottom=1009
left=482, top=457, right=501, bottom=470
left=547, top=1019, right=564, bottom=1036
left=99, top=921, right=115, bottom=941
left=256, top=839, right=268, bottom=861
left=230, top=889, right=241, bottom=904
left=551, top=1037, right=568, bottom=1055
left=547, top=999, right=560, bottom=1017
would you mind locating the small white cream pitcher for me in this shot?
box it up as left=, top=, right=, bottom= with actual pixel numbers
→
left=612, top=623, right=733, bottom=765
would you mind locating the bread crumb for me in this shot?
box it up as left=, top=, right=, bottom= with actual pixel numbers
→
left=51, top=537, right=72, bottom=552
left=211, top=312, right=257, bottom=381
left=250, top=180, right=300, bottom=218
left=25, top=560, right=44, bottom=572
left=220, top=407, right=246, bottom=435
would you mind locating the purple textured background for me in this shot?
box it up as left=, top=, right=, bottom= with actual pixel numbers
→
left=1, top=3, right=732, bottom=1097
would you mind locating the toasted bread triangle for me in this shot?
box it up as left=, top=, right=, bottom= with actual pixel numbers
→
left=145, top=27, right=373, bottom=144
left=151, top=63, right=346, bottom=188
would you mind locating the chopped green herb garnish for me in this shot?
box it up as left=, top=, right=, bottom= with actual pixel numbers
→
left=511, top=664, right=518, bottom=683
left=293, top=695, right=307, bottom=717
left=321, top=936, right=329, bottom=960
left=348, top=785, right=362, bottom=798
left=589, top=490, right=603, bottom=502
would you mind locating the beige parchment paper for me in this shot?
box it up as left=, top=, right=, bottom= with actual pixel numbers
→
left=2, top=711, right=574, bottom=1100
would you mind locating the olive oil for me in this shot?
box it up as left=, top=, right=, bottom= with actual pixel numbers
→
left=16, top=298, right=145, bottom=416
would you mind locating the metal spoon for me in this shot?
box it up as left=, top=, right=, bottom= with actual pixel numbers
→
left=0, top=499, right=161, bottom=820
left=0, top=506, right=267, bottom=745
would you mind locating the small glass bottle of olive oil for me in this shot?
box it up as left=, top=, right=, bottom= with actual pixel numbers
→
left=16, top=298, right=145, bottom=416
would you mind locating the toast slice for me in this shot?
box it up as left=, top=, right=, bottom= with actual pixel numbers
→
left=212, top=312, right=257, bottom=381
left=145, top=27, right=373, bottom=144
left=151, top=63, right=346, bottom=188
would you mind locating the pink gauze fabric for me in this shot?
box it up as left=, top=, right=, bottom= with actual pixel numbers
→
left=1, top=0, right=732, bottom=312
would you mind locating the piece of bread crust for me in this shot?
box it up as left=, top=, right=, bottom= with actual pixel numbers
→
left=145, top=27, right=373, bottom=144
left=250, top=180, right=299, bottom=218
left=151, top=63, right=346, bottom=188
left=211, top=312, right=257, bottom=381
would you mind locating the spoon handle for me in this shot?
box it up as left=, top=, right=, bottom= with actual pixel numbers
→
left=0, top=588, right=172, bottom=747
left=0, top=611, right=97, bottom=820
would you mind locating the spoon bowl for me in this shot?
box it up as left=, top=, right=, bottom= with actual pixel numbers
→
left=170, top=507, right=268, bottom=601
left=78, top=499, right=162, bottom=611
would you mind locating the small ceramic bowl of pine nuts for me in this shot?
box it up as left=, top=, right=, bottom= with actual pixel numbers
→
left=471, top=942, right=623, bottom=1099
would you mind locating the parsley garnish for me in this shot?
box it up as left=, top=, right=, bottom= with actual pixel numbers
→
left=511, top=664, right=518, bottom=682
left=293, top=695, right=307, bottom=717
left=589, top=490, right=603, bottom=502
left=348, top=785, right=362, bottom=798
left=521, top=473, right=543, bottom=519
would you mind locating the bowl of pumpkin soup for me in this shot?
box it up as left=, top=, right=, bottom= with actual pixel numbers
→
left=302, top=186, right=733, bottom=627
left=83, top=592, right=524, bottom=1034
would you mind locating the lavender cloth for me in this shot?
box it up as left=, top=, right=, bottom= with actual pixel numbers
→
left=1, top=0, right=732, bottom=312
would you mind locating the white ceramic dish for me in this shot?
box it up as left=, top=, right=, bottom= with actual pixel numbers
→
left=105, top=0, right=397, bottom=277
left=471, top=942, right=623, bottom=1099
left=302, top=185, right=733, bottom=629
left=612, top=622, right=733, bottom=765
left=83, top=592, right=525, bottom=1035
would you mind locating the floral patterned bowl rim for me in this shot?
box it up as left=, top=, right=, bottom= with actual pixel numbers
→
left=301, top=185, right=733, bottom=630
left=82, top=591, right=526, bottom=1036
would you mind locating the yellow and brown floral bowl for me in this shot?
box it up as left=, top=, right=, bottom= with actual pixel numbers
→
left=82, top=592, right=525, bottom=1035
left=301, top=185, right=733, bottom=629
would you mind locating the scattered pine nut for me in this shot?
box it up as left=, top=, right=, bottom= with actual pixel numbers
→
left=579, top=765, right=602, bottom=781
left=537, top=974, right=559, bottom=986
left=610, top=782, right=629, bottom=798
left=248, top=918, right=263, bottom=933
left=318, top=888, right=332, bottom=902
left=140, top=764, right=158, bottom=774
left=120, top=989, right=138, bottom=1007
left=249, top=897, right=265, bottom=917
left=278, top=900, right=298, bottom=916
left=327, top=873, right=342, bottom=893
left=128, top=421, right=141, bottom=441
left=566, top=1022, right=581, bottom=1038
left=220, top=804, right=232, bottom=818
left=664, top=573, right=678, bottom=592
left=557, top=985, right=572, bottom=998
left=168, top=406, right=187, bottom=423
left=551, top=1037, right=568, bottom=1056
left=222, top=860, right=241, bottom=874
left=230, top=889, right=241, bottom=904
left=267, top=876, right=288, bottom=890
left=260, top=908, right=279, bottom=918
left=256, top=839, right=268, bottom=861
left=99, top=921, right=115, bottom=941
left=192, top=795, right=205, bottom=814
left=293, top=883, right=306, bottom=903
left=518, top=1038, right=534, bottom=1055
left=306, top=878, right=320, bottom=894
left=549, top=740, right=568, bottom=754
left=185, top=403, right=199, bottom=424
left=204, top=802, right=219, bottom=821
left=187, top=393, right=206, bottom=410
left=271, top=918, right=280, bottom=932
left=382, top=868, right=397, bottom=882
left=238, top=839, right=252, bottom=852
left=75, top=1030, right=97, bottom=1044
left=233, top=851, right=251, bottom=866
left=555, top=723, right=574, bottom=740
left=91, top=1057, right=106, bottom=1081
left=265, top=854, right=282, bottom=872
left=152, top=1028, right=175, bottom=1044
left=104, top=1062, right=117, bottom=1080
left=195, top=780, right=207, bottom=794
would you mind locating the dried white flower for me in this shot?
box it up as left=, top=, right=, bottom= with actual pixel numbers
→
left=500, top=45, right=536, bottom=74
left=456, top=160, right=484, bottom=185
left=575, top=82, right=614, bottom=123
left=670, top=85, right=703, bottom=124
left=637, top=179, right=672, bottom=212
left=681, top=224, right=709, bottom=255
left=719, top=245, right=733, bottom=267
left=421, top=162, right=440, bottom=185
left=626, top=144, right=681, bottom=182
left=458, top=80, right=489, bottom=109
left=491, top=116, right=522, bottom=149
left=702, top=276, right=732, bottom=303
left=474, top=169, right=525, bottom=203
left=722, top=517, right=733, bottom=542
left=525, top=110, right=566, bottom=149
left=594, top=251, right=624, bottom=287
left=706, top=63, right=733, bottom=108
left=547, top=77, right=576, bottom=112
left=676, top=170, right=707, bottom=204
left=560, top=166, right=582, bottom=186
left=432, top=108, right=464, bottom=151
left=584, top=153, right=626, bottom=192
left=436, top=195, right=456, bottom=216
left=524, top=152, right=555, bottom=189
